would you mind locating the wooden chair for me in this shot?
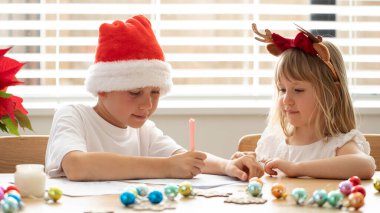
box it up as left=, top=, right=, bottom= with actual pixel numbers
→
left=365, top=134, right=380, bottom=171
left=238, top=133, right=380, bottom=171
left=0, top=135, right=49, bottom=173
left=238, top=133, right=261, bottom=153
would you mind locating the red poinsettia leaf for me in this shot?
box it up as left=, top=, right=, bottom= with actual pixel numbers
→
left=10, top=95, right=28, bottom=115
left=0, top=47, right=12, bottom=57
left=0, top=57, right=25, bottom=90
left=0, top=47, right=25, bottom=90
left=0, top=96, right=17, bottom=123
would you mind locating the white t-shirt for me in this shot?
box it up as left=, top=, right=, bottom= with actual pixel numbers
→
left=45, top=104, right=183, bottom=177
left=256, top=126, right=373, bottom=163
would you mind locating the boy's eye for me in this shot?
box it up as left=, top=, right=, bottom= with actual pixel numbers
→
left=129, top=90, right=141, bottom=96
left=152, top=90, right=160, bottom=95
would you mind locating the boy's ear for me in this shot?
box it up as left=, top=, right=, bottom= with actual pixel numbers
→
left=97, top=91, right=107, bottom=97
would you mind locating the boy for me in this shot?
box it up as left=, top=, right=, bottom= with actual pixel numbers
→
left=45, top=15, right=263, bottom=181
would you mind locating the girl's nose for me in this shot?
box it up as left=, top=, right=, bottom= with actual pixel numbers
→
left=282, top=92, right=294, bottom=105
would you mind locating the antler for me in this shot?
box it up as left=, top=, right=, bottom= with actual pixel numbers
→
left=252, top=23, right=273, bottom=43
left=294, top=24, right=338, bottom=81
left=294, top=23, right=322, bottom=43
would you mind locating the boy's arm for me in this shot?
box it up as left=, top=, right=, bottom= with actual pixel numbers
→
left=201, top=153, right=264, bottom=181
left=61, top=150, right=206, bottom=181
left=173, top=149, right=264, bottom=181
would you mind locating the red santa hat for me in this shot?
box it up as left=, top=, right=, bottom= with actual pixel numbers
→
left=85, top=15, right=172, bottom=97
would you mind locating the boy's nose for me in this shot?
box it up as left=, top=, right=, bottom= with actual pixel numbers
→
left=139, top=95, right=153, bottom=110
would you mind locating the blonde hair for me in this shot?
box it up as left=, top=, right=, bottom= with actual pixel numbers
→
left=268, top=40, right=356, bottom=139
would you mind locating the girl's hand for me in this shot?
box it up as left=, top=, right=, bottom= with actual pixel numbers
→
left=166, top=151, right=207, bottom=178
left=224, top=155, right=264, bottom=181
left=230, top=151, right=256, bottom=160
left=264, top=158, right=299, bottom=177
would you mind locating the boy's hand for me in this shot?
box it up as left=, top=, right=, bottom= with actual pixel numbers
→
left=264, top=158, right=299, bottom=177
left=224, top=155, right=264, bottom=181
left=230, top=151, right=256, bottom=160
left=166, top=151, right=207, bottom=178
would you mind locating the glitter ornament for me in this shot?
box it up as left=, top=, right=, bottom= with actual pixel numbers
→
left=47, top=187, right=62, bottom=202
left=348, top=192, right=364, bottom=210
left=338, top=180, right=353, bottom=196
left=373, top=178, right=380, bottom=192
left=178, top=182, right=193, bottom=197
left=327, top=190, right=344, bottom=208
left=136, top=184, right=149, bottom=197
left=120, top=191, right=136, bottom=206
left=271, top=183, right=287, bottom=199
left=246, top=181, right=262, bottom=197
left=351, top=185, right=366, bottom=197
left=291, top=188, right=308, bottom=205
left=164, top=184, right=179, bottom=201
left=148, top=190, right=163, bottom=204
left=249, top=177, right=264, bottom=187
left=348, top=176, right=361, bottom=186
left=308, top=189, right=328, bottom=207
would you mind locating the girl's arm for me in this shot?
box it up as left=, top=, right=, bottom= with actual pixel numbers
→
left=61, top=150, right=206, bottom=181
left=265, top=141, right=376, bottom=179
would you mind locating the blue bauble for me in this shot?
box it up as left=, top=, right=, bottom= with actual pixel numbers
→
left=148, top=190, right=163, bottom=204
left=120, top=191, right=136, bottom=206
left=246, top=181, right=262, bottom=197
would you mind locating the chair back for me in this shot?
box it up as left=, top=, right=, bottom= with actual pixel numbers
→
left=0, top=135, right=49, bottom=173
left=366, top=134, right=380, bottom=171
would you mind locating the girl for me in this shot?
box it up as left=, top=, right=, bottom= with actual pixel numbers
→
left=45, top=15, right=264, bottom=181
left=250, top=24, right=376, bottom=179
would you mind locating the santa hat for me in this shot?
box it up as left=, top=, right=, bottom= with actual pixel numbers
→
left=85, top=15, right=172, bottom=97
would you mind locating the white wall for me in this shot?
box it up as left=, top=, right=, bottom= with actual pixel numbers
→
left=12, top=110, right=380, bottom=159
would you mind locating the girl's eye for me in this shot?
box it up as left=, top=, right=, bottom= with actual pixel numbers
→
left=278, top=88, right=286, bottom=93
left=294, top=89, right=304, bottom=93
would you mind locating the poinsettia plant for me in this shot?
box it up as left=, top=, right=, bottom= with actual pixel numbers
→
left=0, top=47, right=33, bottom=135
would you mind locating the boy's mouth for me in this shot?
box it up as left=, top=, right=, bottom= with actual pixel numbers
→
left=132, top=114, right=148, bottom=119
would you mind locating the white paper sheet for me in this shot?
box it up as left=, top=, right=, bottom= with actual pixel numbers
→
left=1, top=174, right=244, bottom=197
left=46, top=174, right=244, bottom=196
left=125, top=174, right=244, bottom=189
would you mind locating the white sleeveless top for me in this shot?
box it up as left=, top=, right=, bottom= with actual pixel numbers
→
left=256, top=127, right=372, bottom=163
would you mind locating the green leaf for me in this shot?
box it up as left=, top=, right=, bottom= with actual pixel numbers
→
left=1, top=116, right=19, bottom=136
left=0, top=91, right=12, bottom=98
left=15, top=110, right=33, bottom=131
left=0, top=121, right=8, bottom=133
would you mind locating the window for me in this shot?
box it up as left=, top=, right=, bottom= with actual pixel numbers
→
left=1, top=0, right=380, bottom=113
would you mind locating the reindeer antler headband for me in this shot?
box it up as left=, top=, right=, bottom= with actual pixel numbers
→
left=252, top=23, right=338, bottom=81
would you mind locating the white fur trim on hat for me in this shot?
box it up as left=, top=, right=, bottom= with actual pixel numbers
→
left=85, top=59, right=172, bottom=97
